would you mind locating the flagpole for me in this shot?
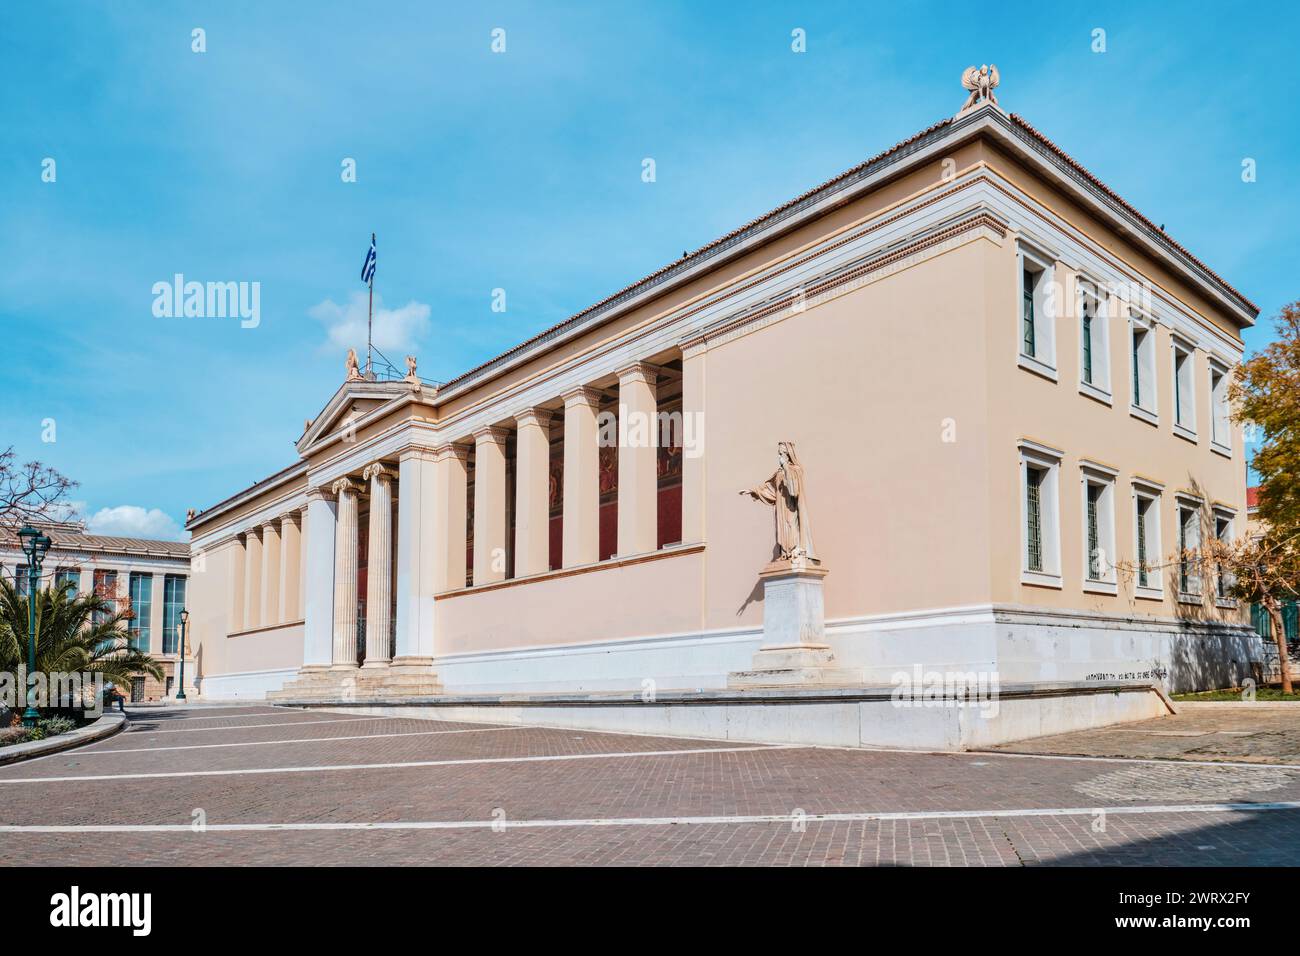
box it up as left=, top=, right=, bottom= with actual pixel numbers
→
left=366, top=232, right=375, bottom=378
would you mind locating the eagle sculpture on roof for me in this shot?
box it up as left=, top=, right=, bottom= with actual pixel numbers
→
left=961, top=64, right=1000, bottom=110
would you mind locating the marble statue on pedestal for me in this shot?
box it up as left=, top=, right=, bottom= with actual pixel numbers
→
left=740, top=441, right=817, bottom=564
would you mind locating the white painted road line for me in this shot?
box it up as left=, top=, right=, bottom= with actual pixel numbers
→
left=130, top=716, right=390, bottom=735
left=127, top=709, right=295, bottom=723
left=2, top=801, right=1299, bottom=833
left=0, top=744, right=789, bottom=784
left=82, top=725, right=523, bottom=755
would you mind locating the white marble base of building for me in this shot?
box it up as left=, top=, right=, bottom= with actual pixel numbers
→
left=281, top=680, right=1171, bottom=751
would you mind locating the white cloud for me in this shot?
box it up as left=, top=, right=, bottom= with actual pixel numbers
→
left=86, top=506, right=185, bottom=541
left=309, top=292, right=431, bottom=355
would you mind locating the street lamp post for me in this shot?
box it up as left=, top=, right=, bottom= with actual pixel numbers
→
left=176, top=609, right=189, bottom=701
left=16, top=524, right=52, bottom=728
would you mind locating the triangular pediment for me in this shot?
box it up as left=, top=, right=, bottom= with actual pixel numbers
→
left=297, top=379, right=415, bottom=455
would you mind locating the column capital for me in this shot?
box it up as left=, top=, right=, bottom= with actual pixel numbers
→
left=433, top=443, right=471, bottom=463
left=306, top=485, right=334, bottom=504
left=562, top=385, right=604, bottom=409
left=515, top=407, right=553, bottom=429
left=331, top=476, right=360, bottom=497
left=261, top=519, right=279, bottom=535
left=362, top=462, right=393, bottom=483
left=473, top=425, right=511, bottom=447
left=398, top=443, right=439, bottom=463
left=616, top=362, right=659, bottom=386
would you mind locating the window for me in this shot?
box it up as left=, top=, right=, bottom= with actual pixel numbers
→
left=1020, top=441, right=1062, bottom=586
left=93, top=569, right=118, bottom=625
left=1080, top=465, right=1117, bottom=592
left=163, top=575, right=187, bottom=654
left=1172, top=337, right=1197, bottom=438
left=1214, top=510, right=1235, bottom=604
left=1130, top=313, right=1158, bottom=422
left=1210, top=362, right=1231, bottom=454
left=1077, top=282, right=1110, bottom=399
left=1177, top=503, right=1202, bottom=600
left=128, top=572, right=153, bottom=652
left=1017, top=247, right=1056, bottom=378
left=1132, top=483, right=1163, bottom=599
left=15, top=564, right=29, bottom=597
left=54, top=567, right=80, bottom=593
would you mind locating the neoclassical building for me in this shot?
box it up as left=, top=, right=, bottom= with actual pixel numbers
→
left=186, top=74, right=1260, bottom=740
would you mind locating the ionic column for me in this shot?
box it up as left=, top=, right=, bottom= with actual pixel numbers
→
left=395, top=446, right=438, bottom=663
left=230, top=535, right=246, bottom=633
left=244, top=527, right=263, bottom=630
left=562, top=386, right=602, bottom=567
left=514, top=408, right=552, bottom=576
left=260, top=519, right=281, bottom=627
left=279, top=512, right=302, bottom=622
left=432, top=444, right=469, bottom=591
left=301, top=490, right=336, bottom=671
left=617, top=363, right=659, bottom=556
left=362, top=463, right=394, bottom=667
left=681, top=341, right=706, bottom=544
left=330, top=476, right=361, bottom=669
left=473, top=427, right=510, bottom=585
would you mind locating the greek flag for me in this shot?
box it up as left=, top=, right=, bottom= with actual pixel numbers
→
left=360, top=236, right=376, bottom=285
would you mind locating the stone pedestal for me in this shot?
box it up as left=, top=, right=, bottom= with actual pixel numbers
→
left=728, top=560, right=856, bottom=687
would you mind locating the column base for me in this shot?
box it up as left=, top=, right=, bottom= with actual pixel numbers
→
left=269, top=660, right=443, bottom=701
left=360, top=659, right=392, bottom=670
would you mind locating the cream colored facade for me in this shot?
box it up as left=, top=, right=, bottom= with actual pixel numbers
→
left=186, top=95, right=1260, bottom=701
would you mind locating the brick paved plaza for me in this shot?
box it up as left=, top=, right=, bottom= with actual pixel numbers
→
left=1, top=705, right=1297, bottom=866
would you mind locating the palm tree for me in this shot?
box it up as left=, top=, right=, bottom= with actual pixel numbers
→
left=0, top=578, right=163, bottom=713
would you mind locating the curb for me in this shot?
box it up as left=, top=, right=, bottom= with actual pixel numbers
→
left=0, top=712, right=127, bottom=766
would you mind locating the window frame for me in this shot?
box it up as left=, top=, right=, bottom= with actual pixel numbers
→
left=1131, top=479, right=1164, bottom=601
left=1017, top=246, right=1058, bottom=381
left=1213, top=507, right=1237, bottom=607
left=1077, top=279, right=1111, bottom=403
left=1175, top=496, right=1204, bottom=604
left=1079, top=462, right=1118, bottom=594
left=128, top=571, right=153, bottom=652
left=1019, top=440, right=1063, bottom=588
left=1171, top=335, right=1198, bottom=442
left=1209, top=360, right=1232, bottom=457
left=1128, top=309, right=1159, bottom=425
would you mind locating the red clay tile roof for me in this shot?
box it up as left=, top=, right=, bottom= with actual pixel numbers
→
left=1008, top=113, right=1258, bottom=315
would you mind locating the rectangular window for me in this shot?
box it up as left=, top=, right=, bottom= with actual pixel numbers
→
left=1215, top=511, right=1235, bottom=601
left=1130, top=314, right=1158, bottom=420
left=1210, top=363, right=1231, bottom=452
left=128, top=572, right=153, bottom=652
left=15, top=564, right=29, bottom=597
left=92, top=569, right=118, bottom=625
left=1077, top=282, right=1110, bottom=397
left=162, top=575, right=187, bottom=655
left=1022, top=267, right=1037, bottom=358
left=1017, top=248, right=1056, bottom=375
left=1172, top=338, right=1196, bottom=435
left=1026, top=467, right=1045, bottom=572
left=54, top=567, right=80, bottom=593
left=1178, top=505, right=1201, bottom=598
left=1020, top=442, right=1062, bottom=585
left=1080, top=466, right=1117, bottom=591
left=1133, top=485, right=1162, bottom=597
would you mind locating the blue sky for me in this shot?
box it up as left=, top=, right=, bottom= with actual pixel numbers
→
left=1, top=1, right=1296, bottom=539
